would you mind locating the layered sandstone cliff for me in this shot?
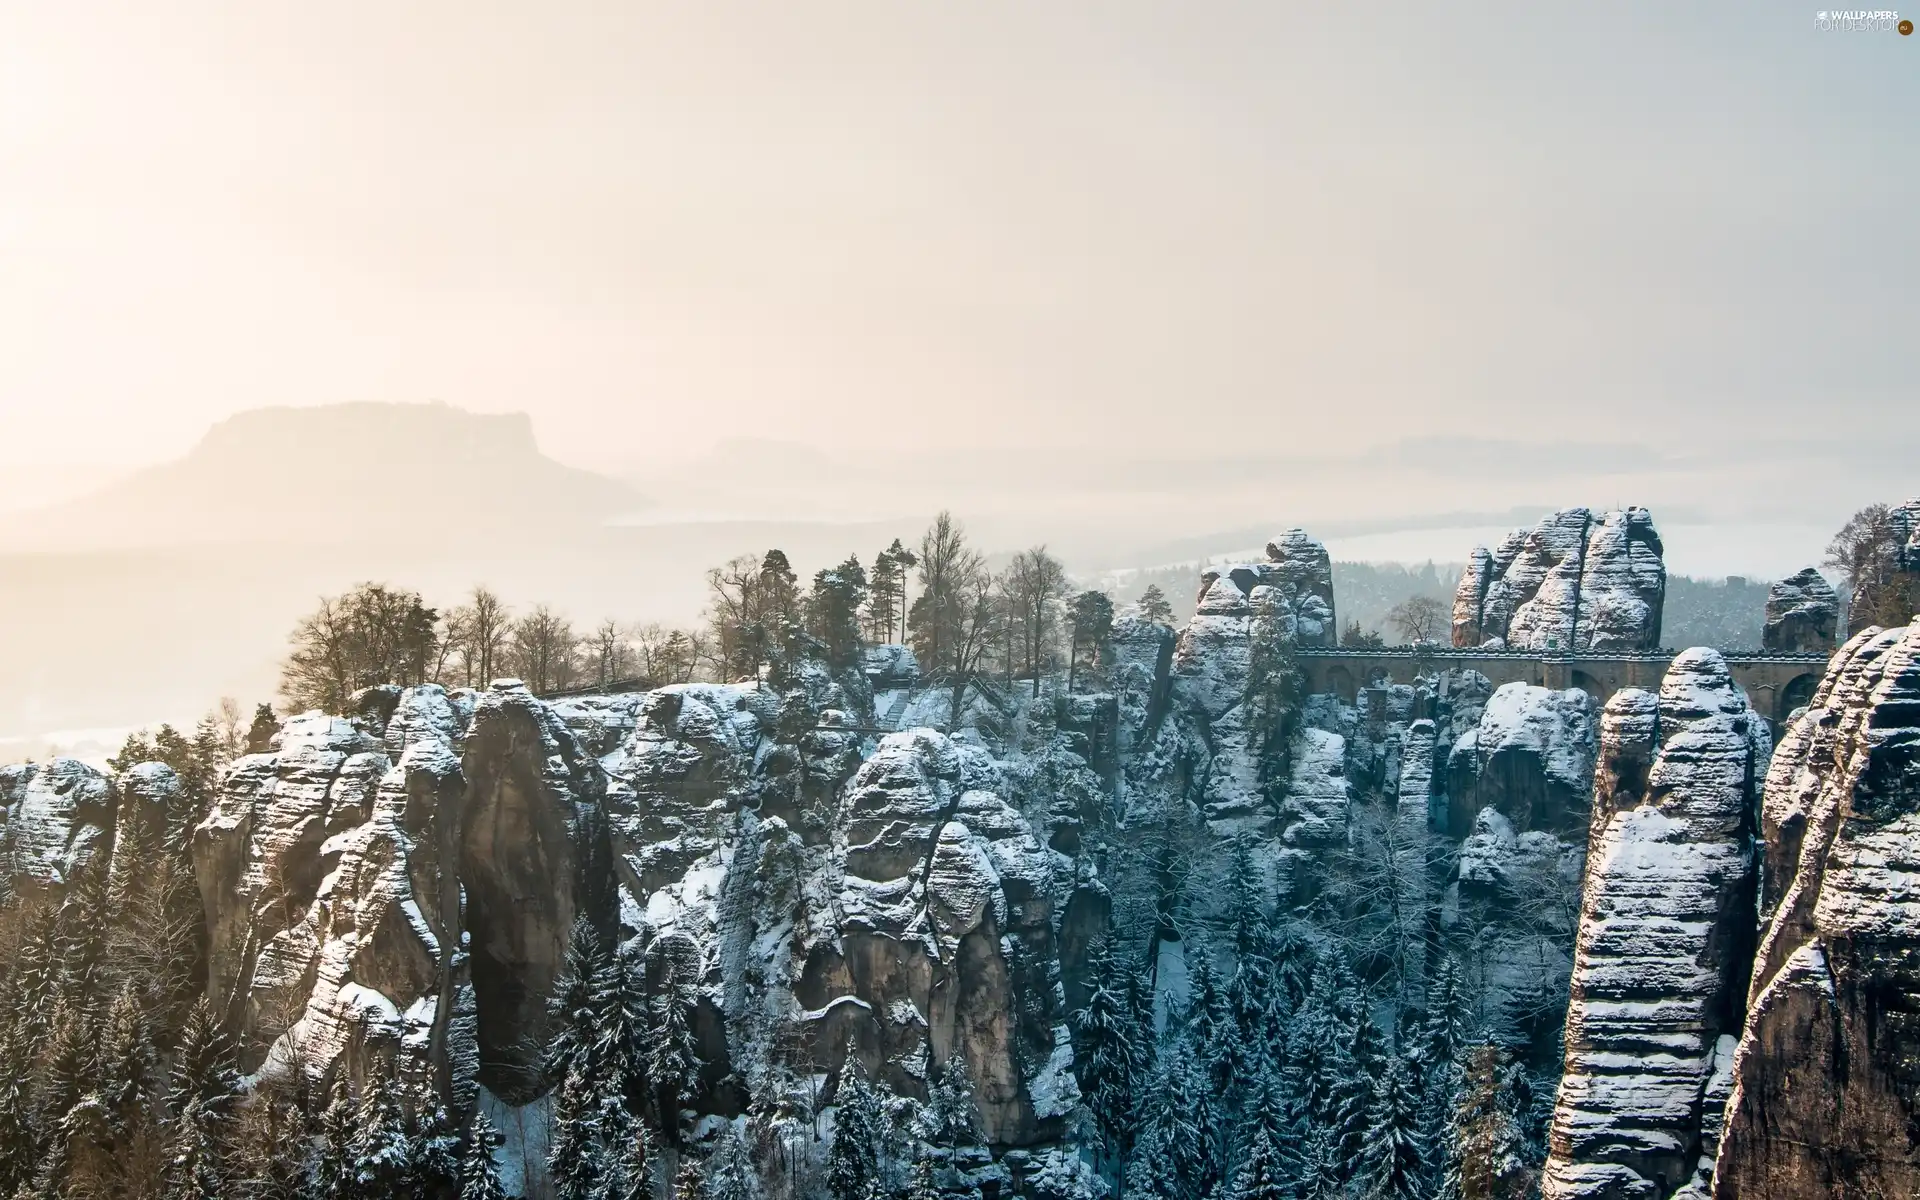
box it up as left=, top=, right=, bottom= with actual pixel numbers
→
left=1713, top=618, right=1920, bottom=1198
left=1541, top=650, right=1770, bottom=1200
left=1453, top=508, right=1666, bottom=652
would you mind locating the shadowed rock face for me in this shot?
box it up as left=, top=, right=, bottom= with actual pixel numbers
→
left=1762, top=568, right=1838, bottom=654
left=1713, top=619, right=1920, bottom=1199
left=1453, top=508, right=1665, bottom=652
left=459, top=683, right=607, bottom=1103
left=1448, top=683, right=1597, bottom=841
left=1542, top=649, right=1769, bottom=1200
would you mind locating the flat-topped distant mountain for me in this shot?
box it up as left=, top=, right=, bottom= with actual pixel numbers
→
left=0, top=402, right=646, bottom=550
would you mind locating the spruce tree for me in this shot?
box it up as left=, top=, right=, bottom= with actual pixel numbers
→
left=0, top=1023, right=35, bottom=1196
left=349, top=1063, right=413, bottom=1197
left=1357, top=1056, right=1426, bottom=1200
left=95, top=984, right=155, bottom=1138
left=548, top=1063, right=605, bottom=1200
left=922, top=1056, right=980, bottom=1169
left=1447, top=1046, right=1534, bottom=1200
left=407, top=1077, right=463, bottom=1199
left=548, top=919, right=603, bottom=1085
left=591, top=941, right=651, bottom=1112
left=312, top=1076, right=357, bottom=1200
left=458, top=1112, right=509, bottom=1200
left=825, top=1058, right=885, bottom=1200
left=1224, top=838, right=1265, bottom=961
left=650, top=959, right=703, bottom=1140
left=595, top=1098, right=653, bottom=1200
left=1226, top=1076, right=1298, bottom=1200
left=1133, top=1043, right=1208, bottom=1200
left=673, top=1154, right=707, bottom=1200
left=1071, top=940, right=1137, bottom=1182
left=706, top=1125, right=762, bottom=1200
left=34, top=1001, right=94, bottom=1152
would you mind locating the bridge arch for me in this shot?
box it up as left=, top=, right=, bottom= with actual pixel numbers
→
left=1778, top=672, right=1820, bottom=723
left=1569, top=669, right=1605, bottom=706
left=1325, top=665, right=1357, bottom=705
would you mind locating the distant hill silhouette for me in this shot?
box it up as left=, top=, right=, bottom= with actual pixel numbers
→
left=0, top=402, right=645, bottom=550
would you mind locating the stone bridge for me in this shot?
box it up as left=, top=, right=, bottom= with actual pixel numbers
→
left=1298, top=646, right=1830, bottom=725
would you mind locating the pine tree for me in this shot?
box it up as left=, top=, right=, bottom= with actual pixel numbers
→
left=825, top=1058, right=885, bottom=1200
left=458, top=1112, right=509, bottom=1200
left=1358, top=1055, right=1426, bottom=1200
left=1136, top=586, right=1174, bottom=627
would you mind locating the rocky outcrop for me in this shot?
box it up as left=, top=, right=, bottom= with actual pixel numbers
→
left=1542, top=649, right=1770, bottom=1200
left=459, top=682, right=610, bottom=1102
left=1893, top=498, right=1920, bottom=573
left=193, top=693, right=478, bottom=1098
left=1762, top=568, right=1838, bottom=654
left=811, top=730, right=1079, bottom=1144
left=1196, top=529, right=1336, bottom=649
left=1453, top=508, right=1665, bottom=652
left=0, top=757, right=115, bottom=893
left=1448, top=683, right=1597, bottom=841
left=1713, top=618, right=1920, bottom=1198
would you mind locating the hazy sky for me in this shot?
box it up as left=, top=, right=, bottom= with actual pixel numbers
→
left=2, top=2, right=1914, bottom=473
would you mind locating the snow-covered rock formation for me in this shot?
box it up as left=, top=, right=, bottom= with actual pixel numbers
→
left=194, top=692, right=479, bottom=1098
left=1453, top=508, right=1666, bottom=652
left=1541, top=650, right=1770, bottom=1200
left=1197, top=529, right=1337, bottom=649
left=0, top=757, right=116, bottom=893
left=1893, top=498, right=1920, bottom=573
left=1761, top=568, right=1839, bottom=654
left=1713, top=618, right=1920, bottom=1198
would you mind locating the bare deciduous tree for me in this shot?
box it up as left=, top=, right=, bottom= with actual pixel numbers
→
left=1001, top=545, right=1069, bottom=694
left=1826, top=503, right=1920, bottom=634
left=589, top=618, right=631, bottom=685
left=507, top=605, right=579, bottom=693
left=1387, top=594, right=1446, bottom=644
